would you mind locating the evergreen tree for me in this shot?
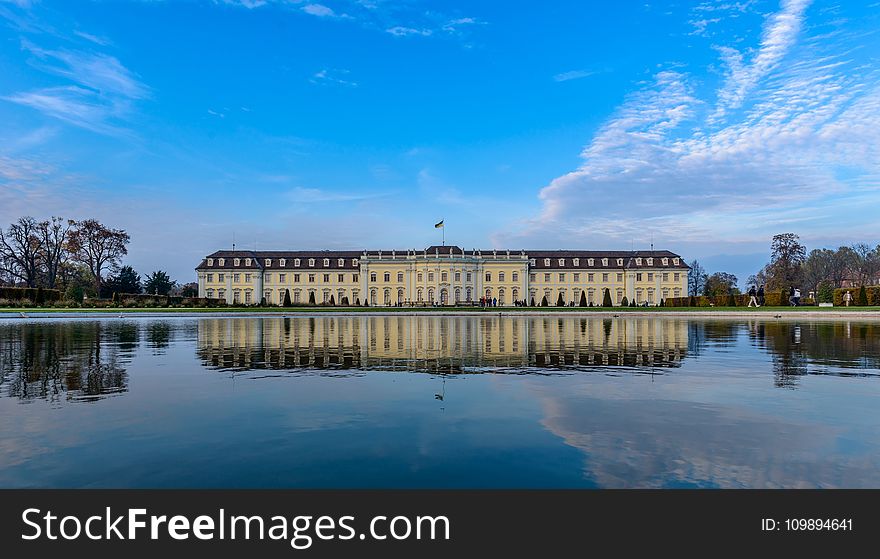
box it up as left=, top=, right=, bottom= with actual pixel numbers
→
left=817, top=281, right=834, bottom=304
left=858, top=285, right=869, bottom=306
left=621, top=296, right=629, bottom=307
left=143, top=270, right=175, bottom=296
left=329, top=294, right=336, bottom=306
left=602, top=289, right=612, bottom=307
left=308, top=291, right=316, bottom=305
left=530, top=297, right=536, bottom=307
left=579, top=290, right=587, bottom=307
left=283, top=289, right=292, bottom=307
left=540, top=295, right=548, bottom=307
left=556, top=293, right=564, bottom=306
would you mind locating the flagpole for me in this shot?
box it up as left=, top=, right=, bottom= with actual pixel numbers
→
left=442, top=219, right=445, bottom=246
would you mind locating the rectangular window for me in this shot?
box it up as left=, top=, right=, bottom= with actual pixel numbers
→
left=265, top=274, right=271, bottom=283
left=309, top=274, right=315, bottom=283
left=530, top=273, right=536, bottom=282
left=544, top=273, right=551, bottom=282
left=279, top=274, right=286, bottom=283
left=338, top=274, right=344, bottom=282
left=245, top=273, right=251, bottom=283
left=218, top=273, right=225, bottom=282
left=323, top=274, right=330, bottom=282
left=512, top=272, right=518, bottom=282
left=233, top=273, right=240, bottom=283
left=279, top=259, right=286, bottom=267
left=428, top=272, right=434, bottom=282
left=455, top=272, right=461, bottom=282
left=294, top=259, right=300, bottom=267
left=602, top=273, right=609, bottom=282
left=418, top=273, right=423, bottom=282
left=218, top=289, right=225, bottom=299
left=206, top=273, right=213, bottom=282
left=674, top=273, right=681, bottom=281
left=647, top=273, right=653, bottom=281
left=588, top=273, right=594, bottom=282
left=207, top=258, right=214, bottom=267
left=616, top=273, right=623, bottom=282
left=637, top=273, right=643, bottom=282
left=245, top=291, right=252, bottom=304
left=485, top=272, right=492, bottom=282
left=498, top=272, right=505, bottom=282
left=353, top=273, right=359, bottom=282
left=441, top=272, right=448, bottom=282
left=294, top=291, right=300, bottom=303
left=663, top=273, right=669, bottom=281
left=573, top=273, right=579, bottom=282
left=466, top=272, right=472, bottom=282
left=558, top=273, right=565, bottom=282
left=293, top=274, right=300, bottom=283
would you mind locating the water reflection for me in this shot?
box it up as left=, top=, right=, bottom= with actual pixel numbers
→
left=0, top=321, right=134, bottom=403
left=196, top=316, right=689, bottom=375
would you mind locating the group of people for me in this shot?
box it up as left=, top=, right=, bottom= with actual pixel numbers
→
left=479, top=297, right=498, bottom=307
left=747, top=284, right=803, bottom=307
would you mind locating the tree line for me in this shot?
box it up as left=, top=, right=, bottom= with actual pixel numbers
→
left=0, top=216, right=195, bottom=301
left=688, top=233, right=880, bottom=299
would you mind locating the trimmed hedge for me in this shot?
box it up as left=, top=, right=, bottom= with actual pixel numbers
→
left=835, top=287, right=880, bottom=306
left=0, top=287, right=62, bottom=303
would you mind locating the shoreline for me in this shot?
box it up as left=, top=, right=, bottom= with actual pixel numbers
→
left=2, top=307, right=880, bottom=319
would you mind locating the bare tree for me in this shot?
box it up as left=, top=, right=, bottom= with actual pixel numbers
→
left=851, top=243, right=880, bottom=286
left=765, top=233, right=806, bottom=290
left=829, top=246, right=856, bottom=287
left=688, top=260, right=706, bottom=296
left=801, top=248, right=834, bottom=296
left=37, top=216, right=74, bottom=289
left=67, top=219, right=131, bottom=292
left=0, top=216, right=42, bottom=287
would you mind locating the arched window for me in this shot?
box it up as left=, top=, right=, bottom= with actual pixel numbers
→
left=370, top=289, right=377, bottom=306
left=323, top=258, right=330, bottom=267
left=485, top=288, right=492, bottom=299
left=498, top=288, right=505, bottom=305
left=417, top=288, right=423, bottom=302
left=308, top=258, right=315, bottom=267
left=398, top=289, right=404, bottom=304
left=234, top=258, right=240, bottom=267
left=440, top=288, right=448, bottom=305
left=512, top=288, right=518, bottom=302
left=384, top=289, right=391, bottom=305
left=466, top=287, right=472, bottom=302
left=427, top=288, right=434, bottom=302
left=455, top=288, right=461, bottom=303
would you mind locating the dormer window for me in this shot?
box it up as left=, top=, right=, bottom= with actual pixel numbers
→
left=323, top=258, right=330, bottom=267
left=233, top=258, right=240, bottom=267
left=558, top=258, right=565, bottom=266
left=662, top=258, right=668, bottom=266
left=352, top=259, right=359, bottom=267
left=573, top=258, right=579, bottom=266
left=245, top=258, right=251, bottom=266
left=544, top=258, right=551, bottom=267
left=588, top=258, right=594, bottom=266
left=601, top=258, right=608, bottom=267
left=529, top=259, right=536, bottom=266
left=280, top=259, right=286, bottom=267
left=617, top=258, right=623, bottom=266
left=207, top=258, right=214, bottom=267
left=308, top=258, right=315, bottom=267
left=338, top=258, right=344, bottom=266
left=265, top=258, right=272, bottom=267
left=646, top=258, right=653, bottom=266
left=294, top=258, right=300, bottom=267
left=636, top=258, right=642, bottom=266
left=218, top=258, right=225, bottom=266
left=673, top=258, right=680, bottom=265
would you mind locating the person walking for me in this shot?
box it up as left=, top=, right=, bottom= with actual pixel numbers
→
left=757, top=285, right=765, bottom=306
left=794, top=288, right=801, bottom=306
left=748, top=285, right=759, bottom=307
left=844, top=290, right=853, bottom=306
left=789, top=286, right=796, bottom=306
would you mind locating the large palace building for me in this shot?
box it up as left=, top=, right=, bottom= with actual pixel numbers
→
left=195, top=246, right=689, bottom=306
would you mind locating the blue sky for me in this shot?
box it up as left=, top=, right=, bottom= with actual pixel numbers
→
left=1, top=0, right=878, bottom=285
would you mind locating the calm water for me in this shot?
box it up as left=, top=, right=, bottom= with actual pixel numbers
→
left=1, top=315, right=879, bottom=488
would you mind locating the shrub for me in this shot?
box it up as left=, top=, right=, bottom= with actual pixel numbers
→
left=540, top=295, right=549, bottom=307
left=858, top=285, right=869, bottom=306
left=727, top=294, right=737, bottom=307
left=602, top=289, right=612, bottom=307
left=817, top=281, right=834, bottom=304
left=579, top=291, right=587, bottom=307
left=620, top=296, right=629, bottom=307
left=556, top=293, right=564, bottom=306
left=308, top=291, right=316, bottom=305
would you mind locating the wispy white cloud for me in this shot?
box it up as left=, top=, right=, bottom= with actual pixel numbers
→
left=501, top=0, right=880, bottom=263
left=4, top=40, right=149, bottom=135
left=553, top=69, right=598, bottom=82
left=385, top=26, right=432, bottom=37
left=73, top=30, right=111, bottom=46
left=287, top=186, right=389, bottom=203
left=310, top=68, right=358, bottom=87
left=302, top=3, right=336, bottom=17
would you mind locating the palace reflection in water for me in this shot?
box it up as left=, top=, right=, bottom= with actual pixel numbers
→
left=196, top=315, right=689, bottom=374
left=2, top=315, right=879, bottom=489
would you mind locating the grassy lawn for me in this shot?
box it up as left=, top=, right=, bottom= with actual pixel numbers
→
left=1, top=305, right=876, bottom=313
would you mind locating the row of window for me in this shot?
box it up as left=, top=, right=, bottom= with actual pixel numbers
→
left=205, top=270, right=683, bottom=285
left=530, top=257, right=680, bottom=268
left=206, top=257, right=358, bottom=268
left=529, top=272, right=682, bottom=283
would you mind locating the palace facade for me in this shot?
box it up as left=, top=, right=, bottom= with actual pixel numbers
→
left=195, top=245, right=689, bottom=307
